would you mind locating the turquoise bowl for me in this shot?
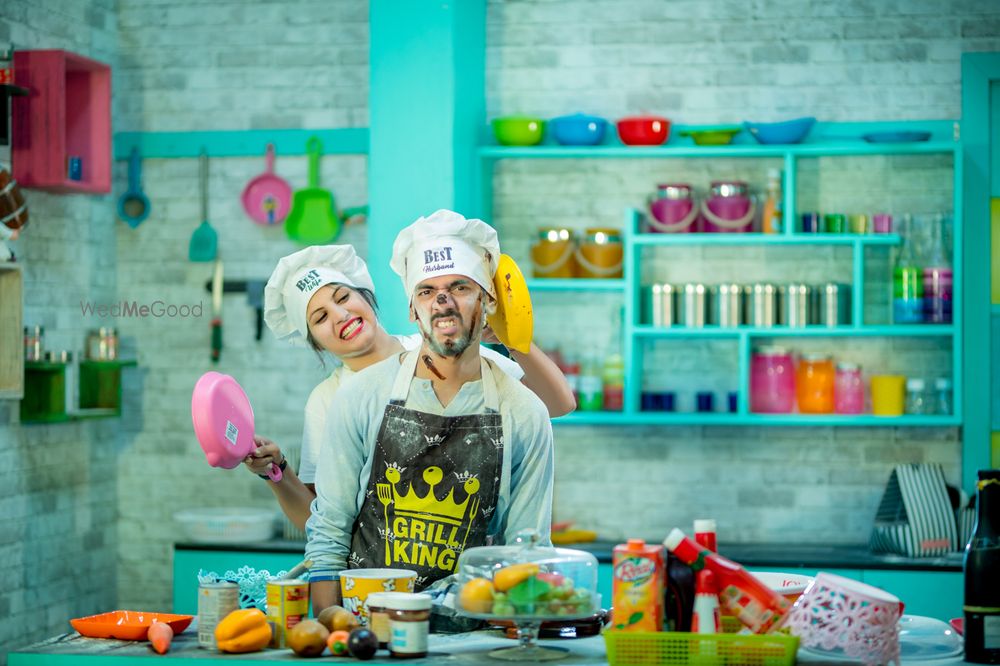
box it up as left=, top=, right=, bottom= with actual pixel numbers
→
left=492, top=116, right=545, bottom=146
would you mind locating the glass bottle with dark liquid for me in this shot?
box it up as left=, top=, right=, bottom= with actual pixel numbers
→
left=965, top=469, right=1000, bottom=663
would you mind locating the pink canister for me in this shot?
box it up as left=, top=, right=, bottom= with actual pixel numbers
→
left=699, top=180, right=754, bottom=233
left=750, top=346, right=795, bottom=413
left=647, top=183, right=697, bottom=233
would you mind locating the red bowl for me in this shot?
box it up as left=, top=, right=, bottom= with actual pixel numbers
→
left=617, top=116, right=671, bottom=145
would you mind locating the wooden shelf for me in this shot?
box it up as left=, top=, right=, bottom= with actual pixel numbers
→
left=12, top=49, right=111, bottom=193
left=0, top=265, right=23, bottom=400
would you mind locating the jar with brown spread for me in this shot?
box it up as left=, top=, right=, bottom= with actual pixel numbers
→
left=385, top=592, right=431, bottom=658
left=364, top=591, right=393, bottom=649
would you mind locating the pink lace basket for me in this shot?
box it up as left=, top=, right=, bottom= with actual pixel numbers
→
left=785, top=572, right=902, bottom=666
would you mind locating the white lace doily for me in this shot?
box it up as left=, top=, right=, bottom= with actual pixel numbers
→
left=198, top=566, right=290, bottom=610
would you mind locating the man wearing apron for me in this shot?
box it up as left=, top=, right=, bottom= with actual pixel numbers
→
left=306, top=210, right=555, bottom=613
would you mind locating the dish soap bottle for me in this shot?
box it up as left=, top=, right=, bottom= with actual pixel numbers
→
left=892, top=214, right=923, bottom=323
left=964, top=469, right=1000, bottom=664
left=761, top=168, right=783, bottom=234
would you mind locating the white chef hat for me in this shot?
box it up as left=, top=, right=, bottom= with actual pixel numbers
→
left=263, top=244, right=375, bottom=346
left=390, top=209, right=500, bottom=302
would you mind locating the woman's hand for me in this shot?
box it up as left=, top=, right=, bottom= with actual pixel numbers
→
left=243, top=436, right=285, bottom=476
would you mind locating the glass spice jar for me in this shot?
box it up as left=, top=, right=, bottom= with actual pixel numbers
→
left=386, top=592, right=431, bottom=659
left=834, top=362, right=865, bottom=414
left=797, top=353, right=835, bottom=414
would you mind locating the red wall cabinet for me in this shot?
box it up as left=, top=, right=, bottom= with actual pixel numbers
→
left=12, top=49, right=111, bottom=194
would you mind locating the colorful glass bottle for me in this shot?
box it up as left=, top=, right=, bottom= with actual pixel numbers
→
left=892, top=214, right=923, bottom=324
left=922, top=213, right=953, bottom=323
left=964, top=470, right=1000, bottom=663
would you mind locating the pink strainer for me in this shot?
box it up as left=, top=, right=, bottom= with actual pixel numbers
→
left=191, top=371, right=281, bottom=481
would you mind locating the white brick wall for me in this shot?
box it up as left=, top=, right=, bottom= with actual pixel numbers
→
left=0, top=1, right=120, bottom=662
left=1, top=3, right=998, bottom=660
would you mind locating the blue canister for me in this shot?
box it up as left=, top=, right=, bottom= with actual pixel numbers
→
left=67, top=156, right=83, bottom=181
left=696, top=391, right=715, bottom=412
left=727, top=391, right=739, bottom=413
left=801, top=212, right=821, bottom=233
left=641, top=391, right=676, bottom=412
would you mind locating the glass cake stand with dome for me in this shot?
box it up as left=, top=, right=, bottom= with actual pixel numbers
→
left=455, top=530, right=601, bottom=661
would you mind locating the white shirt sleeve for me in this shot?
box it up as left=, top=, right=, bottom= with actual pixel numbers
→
left=298, top=370, right=345, bottom=485
left=305, top=376, right=369, bottom=581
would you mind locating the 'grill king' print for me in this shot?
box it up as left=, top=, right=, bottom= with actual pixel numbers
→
left=348, top=355, right=504, bottom=590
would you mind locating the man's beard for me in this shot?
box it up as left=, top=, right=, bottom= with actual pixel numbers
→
left=418, top=302, right=483, bottom=357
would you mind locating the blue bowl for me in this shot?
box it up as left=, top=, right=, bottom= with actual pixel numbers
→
left=744, top=116, right=816, bottom=144
left=550, top=113, right=608, bottom=146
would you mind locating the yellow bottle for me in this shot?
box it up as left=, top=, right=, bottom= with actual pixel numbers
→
left=761, top=168, right=783, bottom=234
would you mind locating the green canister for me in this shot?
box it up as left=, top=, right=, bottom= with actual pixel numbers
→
left=823, top=213, right=846, bottom=233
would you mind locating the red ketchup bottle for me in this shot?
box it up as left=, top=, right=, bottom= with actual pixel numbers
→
left=691, top=569, right=721, bottom=634
left=663, top=528, right=789, bottom=634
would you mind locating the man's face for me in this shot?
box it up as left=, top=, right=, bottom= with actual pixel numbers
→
left=410, top=274, right=486, bottom=357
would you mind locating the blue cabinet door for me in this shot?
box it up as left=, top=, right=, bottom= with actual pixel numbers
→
left=861, top=570, right=962, bottom=623
left=173, top=548, right=304, bottom=615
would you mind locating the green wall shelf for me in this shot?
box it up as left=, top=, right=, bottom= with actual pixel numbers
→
left=20, top=359, right=137, bottom=424
left=478, top=119, right=961, bottom=430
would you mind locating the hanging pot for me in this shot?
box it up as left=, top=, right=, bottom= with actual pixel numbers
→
left=117, top=147, right=150, bottom=228
left=241, top=143, right=292, bottom=226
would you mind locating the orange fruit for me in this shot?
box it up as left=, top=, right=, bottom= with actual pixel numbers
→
left=327, top=629, right=350, bottom=656
left=493, top=563, right=539, bottom=592
left=459, top=577, right=496, bottom=613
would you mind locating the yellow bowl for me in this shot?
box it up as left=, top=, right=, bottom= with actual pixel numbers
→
left=339, top=568, right=417, bottom=623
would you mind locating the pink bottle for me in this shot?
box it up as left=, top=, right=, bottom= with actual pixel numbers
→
left=750, top=346, right=795, bottom=413
left=834, top=362, right=865, bottom=414
left=699, top=180, right=754, bottom=233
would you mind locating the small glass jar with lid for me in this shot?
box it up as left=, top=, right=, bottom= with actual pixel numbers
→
left=797, top=352, right=835, bottom=413
left=834, top=362, right=864, bottom=414
left=905, top=377, right=927, bottom=415
left=932, top=377, right=952, bottom=415
left=456, top=530, right=599, bottom=660
left=384, top=592, right=431, bottom=659
left=576, top=227, right=623, bottom=279
left=530, top=227, right=577, bottom=278
left=749, top=346, right=795, bottom=413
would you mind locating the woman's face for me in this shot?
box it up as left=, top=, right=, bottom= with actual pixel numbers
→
left=306, top=284, right=379, bottom=359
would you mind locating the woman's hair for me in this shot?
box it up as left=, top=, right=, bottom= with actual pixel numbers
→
left=305, top=285, right=379, bottom=364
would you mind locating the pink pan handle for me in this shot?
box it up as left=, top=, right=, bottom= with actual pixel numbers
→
left=251, top=437, right=282, bottom=482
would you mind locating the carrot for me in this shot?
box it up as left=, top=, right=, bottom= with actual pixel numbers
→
left=148, top=620, right=174, bottom=654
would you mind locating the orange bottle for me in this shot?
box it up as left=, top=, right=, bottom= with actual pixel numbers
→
left=611, top=538, right=665, bottom=632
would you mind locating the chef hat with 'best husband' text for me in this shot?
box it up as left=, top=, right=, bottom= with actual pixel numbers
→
left=389, top=209, right=500, bottom=302
left=264, top=244, right=375, bottom=346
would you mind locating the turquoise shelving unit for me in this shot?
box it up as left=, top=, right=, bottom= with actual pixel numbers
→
left=480, top=120, right=962, bottom=428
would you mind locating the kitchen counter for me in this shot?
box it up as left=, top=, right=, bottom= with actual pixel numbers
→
left=8, top=624, right=973, bottom=665
left=176, top=539, right=964, bottom=571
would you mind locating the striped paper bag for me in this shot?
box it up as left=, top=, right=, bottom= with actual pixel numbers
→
left=870, top=463, right=959, bottom=557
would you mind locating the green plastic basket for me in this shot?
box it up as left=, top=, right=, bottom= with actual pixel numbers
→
left=604, top=630, right=799, bottom=666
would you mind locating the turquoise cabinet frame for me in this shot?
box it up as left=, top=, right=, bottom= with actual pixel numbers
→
left=172, top=547, right=303, bottom=616
left=477, top=120, right=962, bottom=429
left=961, top=52, right=1000, bottom=490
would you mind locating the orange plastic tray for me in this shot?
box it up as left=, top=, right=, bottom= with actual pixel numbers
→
left=70, top=610, right=193, bottom=640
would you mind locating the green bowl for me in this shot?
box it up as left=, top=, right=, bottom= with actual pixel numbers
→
left=679, top=126, right=743, bottom=146
left=492, top=117, right=545, bottom=146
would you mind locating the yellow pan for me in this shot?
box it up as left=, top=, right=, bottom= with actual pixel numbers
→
left=488, top=254, right=533, bottom=354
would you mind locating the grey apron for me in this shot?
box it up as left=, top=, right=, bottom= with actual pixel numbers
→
left=348, top=351, right=505, bottom=591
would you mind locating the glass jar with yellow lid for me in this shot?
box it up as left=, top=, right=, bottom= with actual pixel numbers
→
left=575, top=227, right=623, bottom=279
left=530, top=227, right=577, bottom=278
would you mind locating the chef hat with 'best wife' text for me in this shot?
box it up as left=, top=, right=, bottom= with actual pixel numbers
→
left=389, top=209, right=500, bottom=302
left=264, top=244, right=375, bottom=347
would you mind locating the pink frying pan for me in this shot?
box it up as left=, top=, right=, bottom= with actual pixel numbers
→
left=241, top=143, right=292, bottom=226
left=191, top=371, right=281, bottom=481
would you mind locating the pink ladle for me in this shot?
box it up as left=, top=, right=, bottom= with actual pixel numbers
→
left=191, top=371, right=281, bottom=481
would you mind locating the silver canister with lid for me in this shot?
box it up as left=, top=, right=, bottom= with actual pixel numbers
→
left=745, top=283, right=779, bottom=328
left=678, top=283, right=709, bottom=327
left=642, top=283, right=677, bottom=327
left=811, top=282, right=851, bottom=327
left=709, top=283, right=743, bottom=327
left=780, top=283, right=811, bottom=328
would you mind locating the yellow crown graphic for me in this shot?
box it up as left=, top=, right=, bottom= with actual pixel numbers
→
left=386, top=466, right=480, bottom=526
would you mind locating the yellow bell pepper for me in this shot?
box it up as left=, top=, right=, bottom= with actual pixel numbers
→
left=214, top=608, right=272, bottom=653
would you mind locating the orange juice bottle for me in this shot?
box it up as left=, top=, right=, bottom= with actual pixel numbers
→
left=611, top=538, right=665, bottom=631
